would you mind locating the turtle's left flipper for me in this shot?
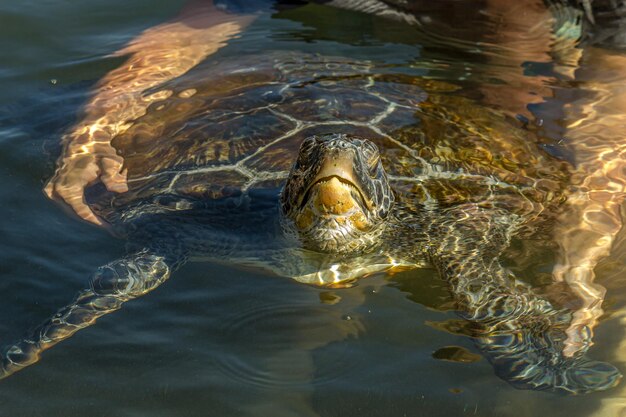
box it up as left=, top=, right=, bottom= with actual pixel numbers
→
left=0, top=250, right=173, bottom=379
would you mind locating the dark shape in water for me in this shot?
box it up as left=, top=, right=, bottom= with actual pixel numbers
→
left=432, top=346, right=482, bottom=363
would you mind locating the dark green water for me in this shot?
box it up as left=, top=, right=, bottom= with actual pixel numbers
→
left=2, top=1, right=626, bottom=416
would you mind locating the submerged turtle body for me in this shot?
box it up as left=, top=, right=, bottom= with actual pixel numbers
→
left=82, top=52, right=572, bottom=288
left=3, top=52, right=621, bottom=394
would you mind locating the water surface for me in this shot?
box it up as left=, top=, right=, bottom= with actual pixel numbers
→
left=2, top=1, right=626, bottom=416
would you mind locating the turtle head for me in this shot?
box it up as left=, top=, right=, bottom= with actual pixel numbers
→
left=280, top=133, right=394, bottom=253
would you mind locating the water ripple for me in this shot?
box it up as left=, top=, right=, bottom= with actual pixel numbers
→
left=214, top=301, right=362, bottom=388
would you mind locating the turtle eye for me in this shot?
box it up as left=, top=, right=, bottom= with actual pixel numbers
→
left=358, top=140, right=380, bottom=176
left=296, top=137, right=318, bottom=168
left=300, top=136, right=317, bottom=152
left=368, top=154, right=381, bottom=176
left=362, top=141, right=379, bottom=157
left=295, top=152, right=309, bottom=170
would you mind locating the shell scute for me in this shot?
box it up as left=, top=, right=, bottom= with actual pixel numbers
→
left=114, top=106, right=296, bottom=179
left=277, top=83, right=388, bottom=123
left=173, top=170, right=249, bottom=200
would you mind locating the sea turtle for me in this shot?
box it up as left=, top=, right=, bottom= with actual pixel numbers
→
left=1, top=51, right=621, bottom=394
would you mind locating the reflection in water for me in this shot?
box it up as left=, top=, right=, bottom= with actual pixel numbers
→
left=554, top=45, right=626, bottom=414
left=43, top=2, right=255, bottom=225
left=3, top=0, right=626, bottom=415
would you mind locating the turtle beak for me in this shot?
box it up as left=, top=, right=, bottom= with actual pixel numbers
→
left=299, top=149, right=370, bottom=214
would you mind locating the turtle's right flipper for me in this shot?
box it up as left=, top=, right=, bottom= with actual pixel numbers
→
left=0, top=250, right=172, bottom=380
left=425, top=205, right=622, bottom=394
left=473, top=311, right=622, bottom=395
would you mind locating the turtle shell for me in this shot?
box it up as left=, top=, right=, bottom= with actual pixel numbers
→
left=87, top=52, right=570, bottom=226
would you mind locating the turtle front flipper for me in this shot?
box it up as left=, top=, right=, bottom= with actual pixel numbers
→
left=425, top=205, right=622, bottom=394
left=474, top=314, right=622, bottom=395
left=0, top=250, right=174, bottom=379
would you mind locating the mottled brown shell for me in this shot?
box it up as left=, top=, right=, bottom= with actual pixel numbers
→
left=89, top=52, right=570, bottom=225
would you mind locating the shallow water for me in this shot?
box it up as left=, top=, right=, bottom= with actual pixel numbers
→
left=3, top=1, right=626, bottom=416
